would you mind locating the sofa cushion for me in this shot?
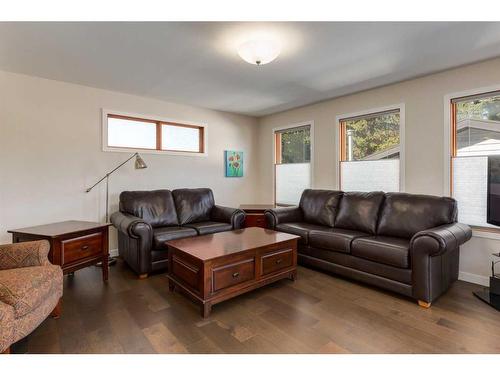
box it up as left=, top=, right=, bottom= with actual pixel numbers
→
left=377, top=193, right=457, bottom=239
left=299, top=189, right=343, bottom=227
left=184, top=221, right=233, bottom=235
left=275, top=222, right=330, bottom=245
left=351, top=236, right=410, bottom=268
left=0, top=265, right=63, bottom=318
left=298, top=246, right=412, bottom=284
left=153, top=226, right=198, bottom=250
left=309, top=228, right=370, bottom=253
left=172, top=188, right=215, bottom=225
left=120, top=190, right=178, bottom=227
left=335, top=191, right=385, bottom=234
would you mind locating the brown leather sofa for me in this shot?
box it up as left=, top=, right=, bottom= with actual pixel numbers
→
left=110, top=188, right=245, bottom=278
left=265, top=189, right=472, bottom=306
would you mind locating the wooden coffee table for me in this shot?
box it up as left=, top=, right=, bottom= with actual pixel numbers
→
left=166, top=227, right=299, bottom=318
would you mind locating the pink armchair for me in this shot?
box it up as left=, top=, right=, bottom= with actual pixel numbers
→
left=0, top=240, right=63, bottom=353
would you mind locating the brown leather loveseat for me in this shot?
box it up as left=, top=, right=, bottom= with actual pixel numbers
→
left=265, top=189, right=472, bottom=306
left=111, top=188, right=245, bottom=278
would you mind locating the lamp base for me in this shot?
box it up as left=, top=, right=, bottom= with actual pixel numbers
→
left=473, top=288, right=500, bottom=311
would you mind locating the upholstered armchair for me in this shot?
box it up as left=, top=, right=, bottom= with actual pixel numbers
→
left=0, top=240, right=63, bottom=354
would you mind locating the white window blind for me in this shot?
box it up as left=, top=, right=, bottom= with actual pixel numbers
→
left=275, top=163, right=311, bottom=205
left=452, top=156, right=493, bottom=227
left=341, top=160, right=399, bottom=192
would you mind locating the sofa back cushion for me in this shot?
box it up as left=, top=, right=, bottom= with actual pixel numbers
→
left=172, top=188, right=215, bottom=225
left=299, top=189, right=343, bottom=227
left=120, top=190, right=178, bottom=227
left=377, top=193, right=457, bottom=238
left=335, top=191, right=385, bottom=234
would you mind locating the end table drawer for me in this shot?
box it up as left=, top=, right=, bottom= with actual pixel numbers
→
left=62, top=232, right=103, bottom=265
left=212, top=258, right=255, bottom=292
left=261, top=248, right=293, bottom=275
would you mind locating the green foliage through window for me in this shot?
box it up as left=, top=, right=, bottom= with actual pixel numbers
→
left=344, top=112, right=400, bottom=161
left=456, top=95, right=500, bottom=122
left=279, top=127, right=311, bottom=164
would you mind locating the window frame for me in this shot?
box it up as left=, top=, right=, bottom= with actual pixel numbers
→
left=272, top=121, right=314, bottom=206
left=335, top=103, right=405, bottom=191
left=102, top=109, right=207, bottom=157
left=444, top=86, right=500, bottom=234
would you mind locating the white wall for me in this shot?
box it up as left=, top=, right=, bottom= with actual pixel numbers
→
left=257, top=57, right=500, bottom=285
left=0, top=71, right=259, bottom=250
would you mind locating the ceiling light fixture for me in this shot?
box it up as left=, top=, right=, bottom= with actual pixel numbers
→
left=237, top=39, right=281, bottom=66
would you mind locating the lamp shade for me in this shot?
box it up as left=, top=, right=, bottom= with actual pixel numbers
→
left=134, top=154, right=147, bottom=169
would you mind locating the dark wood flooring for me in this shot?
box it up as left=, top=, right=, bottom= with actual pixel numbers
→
left=12, top=259, right=500, bottom=354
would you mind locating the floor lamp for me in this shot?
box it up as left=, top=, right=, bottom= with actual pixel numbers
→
left=85, top=152, right=148, bottom=265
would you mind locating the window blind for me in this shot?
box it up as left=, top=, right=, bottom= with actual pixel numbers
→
left=341, top=159, right=399, bottom=192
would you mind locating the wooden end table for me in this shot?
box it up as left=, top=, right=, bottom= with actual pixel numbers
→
left=8, top=220, right=111, bottom=281
left=239, top=204, right=275, bottom=228
left=166, top=227, right=299, bottom=318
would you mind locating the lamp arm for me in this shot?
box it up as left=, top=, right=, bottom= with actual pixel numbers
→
left=85, top=152, right=138, bottom=192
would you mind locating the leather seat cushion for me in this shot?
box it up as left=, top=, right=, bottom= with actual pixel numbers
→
left=184, top=221, right=232, bottom=235
left=120, top=190, right=179, bottom=227
left=335, top=191, right=385, bottom=234
left=352, top=236, right=410, bottom=269
left=0, top=265, right=63, bottom=318
left=153, top=226, right=198, bottom=250
left=299, top=189, right=343, bottom=227
left=275, top=222, right=331, bottom=245
left=377, top=193, right=457, bottom=238
left=299, top=246, right=412, bottom=284
left=309, top=228, right=370, bottom=253
left=172, top=188, right=215, bottom=225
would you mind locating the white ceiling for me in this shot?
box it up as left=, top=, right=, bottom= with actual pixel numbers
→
left=1, top=22, right=500, bottom=116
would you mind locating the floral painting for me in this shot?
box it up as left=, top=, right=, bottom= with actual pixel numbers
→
left=225, top=151, right=243, bottom=177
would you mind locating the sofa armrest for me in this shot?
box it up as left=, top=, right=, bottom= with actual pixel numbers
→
left=0, top=301, right=14, bottom=352
left=264, top=206, right=303, bottom=229
left=0, top=240, right=50, bottom=270
left=410, top=222, right=472, bottom=257
left=211, top=205, right=246, bottom=229
left=110, top=211, right=153, bottom=242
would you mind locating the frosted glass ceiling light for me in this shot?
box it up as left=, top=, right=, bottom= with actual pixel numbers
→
left=237, top=39, right=281, bottom=66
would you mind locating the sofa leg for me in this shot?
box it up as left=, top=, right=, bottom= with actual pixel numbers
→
left=50, top=299, right=62, bottom=319
left=138, top=273, right=148, bottom=280
left=1, top=346, right=10, bottom=354
left=418, top=300, right=431, bottom=308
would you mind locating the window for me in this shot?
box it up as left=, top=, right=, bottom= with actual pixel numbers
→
left=339, top=108, right=401, bottom=192
left=450, top=90, right=500, bottom=227
left=104, top=112, right=205, bottom=154
left=274, top=125, right=312, bottom=205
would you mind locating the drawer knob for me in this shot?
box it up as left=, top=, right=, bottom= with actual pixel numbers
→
left=275, top=259, right=282, bottom=264
left=232, top=272, right=239, bottom=278
left=81, top=245, right=89, bottom=250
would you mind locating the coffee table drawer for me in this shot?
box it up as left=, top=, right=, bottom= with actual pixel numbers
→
left=61, top=232, right=103, bottom=265
left=212, top=258, right=255, bottom=292
left=261, top=248, right=293, bottom=275
left=171, top=256, right=200, bottom=290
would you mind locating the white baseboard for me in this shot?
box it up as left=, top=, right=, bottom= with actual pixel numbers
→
left=109, top=248, right=119, bottom=258
left=459, top=271, right=489, bottom=286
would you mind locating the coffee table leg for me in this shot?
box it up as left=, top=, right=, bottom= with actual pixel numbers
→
left=168, top=279, right=176, bottom=292
left=201, top=302, right=212, bottom=318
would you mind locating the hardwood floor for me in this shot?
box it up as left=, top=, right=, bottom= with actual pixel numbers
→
left=12, top=259, right=500, bottom=354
